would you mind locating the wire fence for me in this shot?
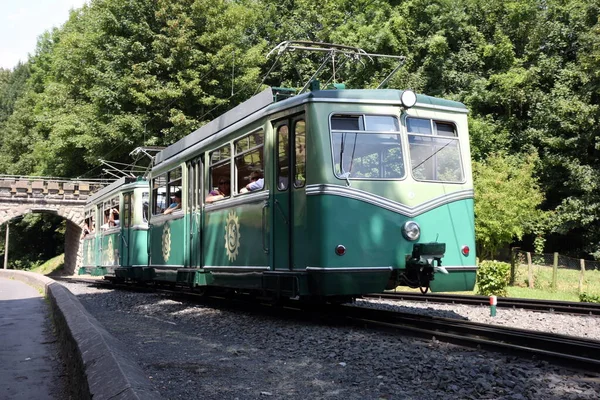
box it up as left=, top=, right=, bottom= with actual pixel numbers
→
left=514, top=250, right=600, bottom=271
left=512, top=249, right=600, bottom=294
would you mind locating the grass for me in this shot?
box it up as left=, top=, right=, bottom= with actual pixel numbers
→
left=29, top=254, right=65, bottom=276
left=394, top=262, right=600, bottom=302
left=509, top=263, right=600, bottom=301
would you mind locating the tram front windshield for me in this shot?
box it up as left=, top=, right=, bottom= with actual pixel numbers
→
left=332, top=114, right=405, bottom=179
left=331, top=114, right=464, bottom=182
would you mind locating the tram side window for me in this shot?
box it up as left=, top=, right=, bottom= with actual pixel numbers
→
left=277, top=125, right=289, bottom=190
left=294, top=120, right=306, bottom=188
left=206, top=144, right=231, bottom=203
left=331, top=114, right=404, bottom=179
left=166, top=168, right=182, bottom=213
left=142, top=191, right=149, bottom=222
left=152, top=174, right=167, bottom=215
left=101, top=196, right=120, bottom=229
left=83, top=209, right=95, bottom=237
left=407, top=117, right=464, bottom=182
left=235, top=129, right=264, bottom=194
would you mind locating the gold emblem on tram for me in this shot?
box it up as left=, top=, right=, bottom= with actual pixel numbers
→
left=224, top=211, right=240, bottom=261
left=162, top=223, right=171, bottom=262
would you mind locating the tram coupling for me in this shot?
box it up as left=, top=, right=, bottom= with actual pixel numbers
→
left=393, top=243, right=446, bottom=291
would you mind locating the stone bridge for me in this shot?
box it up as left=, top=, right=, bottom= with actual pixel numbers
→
left=0, top=176, right=106, bottom=274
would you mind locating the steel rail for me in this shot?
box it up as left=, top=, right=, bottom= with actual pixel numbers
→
left=57, top=277, right=600, bottom=370
left=364, top=292, right=600, bottom=316
left=337, top=305, right=600, bottom=371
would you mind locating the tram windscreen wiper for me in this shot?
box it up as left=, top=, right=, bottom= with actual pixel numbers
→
left=339, top=133, right=346, bottom=174
left=338, top=133, right=352, bottom=186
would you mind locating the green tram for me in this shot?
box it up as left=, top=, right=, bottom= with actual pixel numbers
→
left=105, top=84, right=476, bottom=300
left=80, top=177, right=149, bottom=276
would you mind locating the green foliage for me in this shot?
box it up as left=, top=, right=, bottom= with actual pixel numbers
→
left=0, top=63, right=30, bottom=124
left=580, top=292, right=600, bottom=303
left=0, top=0, right=269, bottom=176
left=474, top=152, right=547, bottom=259
left=2, top=0, right=600, bottom=263
left=476, top=260, right=511, bottom=296
left=0, top=214, right=65, bottom=270
left=30, top=254, right=65, bottom=276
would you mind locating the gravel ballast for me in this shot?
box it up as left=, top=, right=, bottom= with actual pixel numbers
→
left=60, top=281, right=600, bottom=400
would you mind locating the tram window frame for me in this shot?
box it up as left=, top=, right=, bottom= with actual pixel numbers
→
left=101, top=196, right=120, bottom=229
left=207, top=143, right=232, bottom=202
left=276, top=124, right=290, bottom=191
left=142, top=190, right=149, bottom=222
left=84, top=209, right=95, bottom=235
left=167, top=167, right=182, bottom=210
left=330, top=113, right=405, bottom=180
left=406, top=117, right=464, bottom=183
left=152, top=168, right=182, bottom=215
left=152, top=174, right=168, bottom=215
left=234, top=129, right=265, bottom=195
left=294, top=120, right=306, bottom=188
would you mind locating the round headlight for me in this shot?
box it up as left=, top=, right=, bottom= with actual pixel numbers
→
left=402, top=221, right=420, bottom=241
left=401, top=90, right=417, bottom=108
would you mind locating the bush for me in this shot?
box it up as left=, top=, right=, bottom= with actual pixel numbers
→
left=476, top=260, right=511, bottom=297
left=579, top=293, right=600, bottom=303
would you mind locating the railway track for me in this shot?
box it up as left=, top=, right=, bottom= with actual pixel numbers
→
left=365, top=291, right=600, bottom=316
left=57, top=276, right=600, bottom=371
left=335, top=304, right=600, bottom=371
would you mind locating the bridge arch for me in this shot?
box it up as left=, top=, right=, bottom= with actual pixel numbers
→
left=0, top=176, right=106, bottom=274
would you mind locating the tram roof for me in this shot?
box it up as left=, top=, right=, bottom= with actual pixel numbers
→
left=86, top=176, right=146, bottom=205
left=153, top=87, right=467, bottom=167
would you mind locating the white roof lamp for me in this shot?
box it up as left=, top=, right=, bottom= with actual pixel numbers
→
left=401, top=90, right=417, bottom=109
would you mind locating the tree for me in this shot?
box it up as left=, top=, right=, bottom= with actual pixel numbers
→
left=474, top=152, right=547, bottom=259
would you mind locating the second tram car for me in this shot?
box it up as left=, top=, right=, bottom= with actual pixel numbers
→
left=80, top=177, right=149, bottom=276
left=81, top=81, right=477, bottom=300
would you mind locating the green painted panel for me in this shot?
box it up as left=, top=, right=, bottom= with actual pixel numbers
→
left=190, top=211, right=202, bottom=268
left=204, top=200, right=268, bottom=267
left=82, top=236, right=97, bottom=267
left=305, top=195, right=476, bottom=292
left=128, top=229, right=149, bottom=266
left=100, top=231, right=121, bottom=267
left=430, top=271, right=476, bottom=292
left=148, top=217, right=186, bottom=266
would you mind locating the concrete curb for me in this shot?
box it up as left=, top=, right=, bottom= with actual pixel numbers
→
left=0, top=270, right=163, bottom=400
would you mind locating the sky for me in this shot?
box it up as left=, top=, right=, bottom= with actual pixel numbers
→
left=0, top=0, right=89, bottom=70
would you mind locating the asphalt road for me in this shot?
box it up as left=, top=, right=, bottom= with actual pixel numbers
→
left=0, top=277, right=68, bottom=399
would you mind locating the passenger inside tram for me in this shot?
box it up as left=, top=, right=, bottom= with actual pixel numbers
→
left=206, top=177, right=230, bottom=203
left=163, top=191, right=182, bottom=214
left=239, top=170, right=264, bottom=193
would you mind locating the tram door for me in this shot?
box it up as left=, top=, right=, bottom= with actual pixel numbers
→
left=187, top=157, right=203, bottom=267
left=121, top=192, right=133, bottom=267
left=272, top=116, right=307, bottom=271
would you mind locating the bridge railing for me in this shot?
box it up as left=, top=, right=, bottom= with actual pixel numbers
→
left=0, top=175, right=110, bottom=200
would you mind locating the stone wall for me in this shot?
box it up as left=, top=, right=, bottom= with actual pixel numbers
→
left=0, top=177, right=103, bottom=273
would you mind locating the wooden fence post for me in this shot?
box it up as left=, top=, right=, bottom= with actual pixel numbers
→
left=552, top=252, right=558, bottom=290
left=509, top=247, right=518, bottom=285
left=527, top=252, right=533, bottom=289
left=579, top=259, right=585, bottom=294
